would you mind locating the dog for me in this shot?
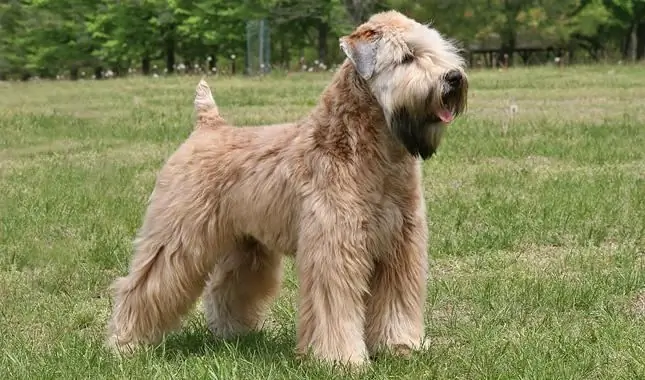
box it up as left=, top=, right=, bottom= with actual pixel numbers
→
left=106, top=10, right=468, bottom=367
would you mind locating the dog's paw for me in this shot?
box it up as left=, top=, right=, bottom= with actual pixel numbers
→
left=105, top=337, right=138, bottom=356
left=368, top=337, right=428, bottom=360
left=105, top=333, right=154, bottom=357
left=296, top=344, right=371, bottom=370
left=391, top=343, right=414, bottom=357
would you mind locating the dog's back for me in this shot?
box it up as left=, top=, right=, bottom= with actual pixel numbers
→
left=152, top=79, right=307, bottom=255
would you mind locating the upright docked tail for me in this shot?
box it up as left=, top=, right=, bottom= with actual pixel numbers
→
left=193, top=78, right=227, bottom=129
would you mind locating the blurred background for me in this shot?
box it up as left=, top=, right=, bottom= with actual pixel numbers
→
left=0, top=0, right=644, bottom=80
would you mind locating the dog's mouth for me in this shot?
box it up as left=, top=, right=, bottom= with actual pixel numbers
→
left=432, top=94, right=467, bottom=125
left=432, top=109, right=455, bottom=124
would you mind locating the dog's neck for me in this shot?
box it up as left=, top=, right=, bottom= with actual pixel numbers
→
left=310, top=60, right=411, bottom=163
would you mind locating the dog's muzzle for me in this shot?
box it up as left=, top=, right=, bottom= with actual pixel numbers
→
left=390, top=69, right=468, bottom=160
left=437, top=69, right=468, bottom=122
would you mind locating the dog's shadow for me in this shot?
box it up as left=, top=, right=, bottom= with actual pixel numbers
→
left=152, top=324, right=298, bottom=365
left=151, top=325, right=426, bottom=376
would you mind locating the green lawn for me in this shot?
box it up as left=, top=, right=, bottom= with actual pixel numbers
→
left=1, top=65, right=645, bottom=379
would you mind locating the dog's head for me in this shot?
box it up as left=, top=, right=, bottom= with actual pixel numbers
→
left=339, top=10, right=468, bottom=159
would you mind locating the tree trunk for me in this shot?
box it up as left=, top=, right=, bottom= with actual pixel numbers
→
left=631, top=23, right=638, bottom=62
left=500, top=0, right=518, bottom=67
left=318, top=20, right=329, bottom=66
left=281, top=35, right=288, bottom=69
left=244, top=49, right=250, bottom=75
left=142, top=55, right=151, bottom=75
left=621, top=27, right=632, bottom=60
left=500, top=32, right=516, bottom=67
left=70, top=66, right=79, bottom=81
left=94, top=66, right=103, bottom=80
left=164, top=25, right=176, bottom=74
left=208, top=53, right=217, bottom=72
left=637, top=22, right=645, bottom=60
left=165, top=38, right=175, bottom=74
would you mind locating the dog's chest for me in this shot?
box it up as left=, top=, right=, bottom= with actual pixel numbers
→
left=362, top=197, right=405, bottom=259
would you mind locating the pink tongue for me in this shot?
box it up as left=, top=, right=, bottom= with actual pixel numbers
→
left=437, top=109, right=454, bottom=123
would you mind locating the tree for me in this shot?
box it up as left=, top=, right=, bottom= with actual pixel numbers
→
left=23, top=0, right=101, bottom=79
left=174, top=0, right=251, bottom=72
left=601, top=0, right=645, bottom=60
left=88, top=0, right=161, bottom=75
left=0, top=0, right=642, bottom=79
left=0, top=0, right=30, bottom=79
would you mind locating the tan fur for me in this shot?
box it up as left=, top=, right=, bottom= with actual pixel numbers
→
left=106, top=10, right=468, bottom=367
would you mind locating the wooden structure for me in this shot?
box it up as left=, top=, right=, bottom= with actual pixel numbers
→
left=466, top=32, right=568, bottom=68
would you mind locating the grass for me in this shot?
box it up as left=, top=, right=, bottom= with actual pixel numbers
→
left=1, top=64, right=645, bottom=379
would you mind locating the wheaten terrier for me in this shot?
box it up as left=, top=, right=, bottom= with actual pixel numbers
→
left=106, top=10, right=468, bottom=367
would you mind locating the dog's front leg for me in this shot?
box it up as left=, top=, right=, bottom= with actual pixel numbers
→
left=364, top=198, right=429, bottom=358
left=294, top=212, right=373, bottom=367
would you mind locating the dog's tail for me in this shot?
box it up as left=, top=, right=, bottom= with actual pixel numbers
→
left=193, top=78, right=226, bottom=129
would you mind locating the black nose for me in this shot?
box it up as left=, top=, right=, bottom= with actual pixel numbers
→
left=445, top=70, right=462, bottom=86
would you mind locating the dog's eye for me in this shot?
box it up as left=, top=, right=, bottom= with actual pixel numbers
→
left=401, top=54, right=414, bottom=64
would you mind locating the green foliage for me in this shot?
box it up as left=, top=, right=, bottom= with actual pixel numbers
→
left=87, top=1, right=162, bottom=67
left=24, top=0, right=100, bottom=75
left=569, top=0, right=614, bottom=37
left=0, top=0, right=644, bottom=79
left=0, top=1, right=29, bottom=77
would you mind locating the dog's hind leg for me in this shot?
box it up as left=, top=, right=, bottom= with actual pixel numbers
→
left=202, top=236, right=283, bottom=339
left=106, top=208, right=220, bottom=353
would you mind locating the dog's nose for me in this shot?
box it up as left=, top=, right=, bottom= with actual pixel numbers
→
left=445, top=70, right=462, bottom=86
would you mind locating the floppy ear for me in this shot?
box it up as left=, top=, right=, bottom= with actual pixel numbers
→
left=339, top=35, right=379, bottom=80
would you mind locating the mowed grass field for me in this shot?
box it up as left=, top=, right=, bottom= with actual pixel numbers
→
left=1, top=64, right=645, bottom=379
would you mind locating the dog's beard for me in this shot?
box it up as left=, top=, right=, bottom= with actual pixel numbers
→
left=389, top=108, right=447, bottom=160
left=389, top=80, right=467, bottom=160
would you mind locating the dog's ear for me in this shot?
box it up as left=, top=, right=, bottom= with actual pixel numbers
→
left=339, top=32, right=380, bottom=80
